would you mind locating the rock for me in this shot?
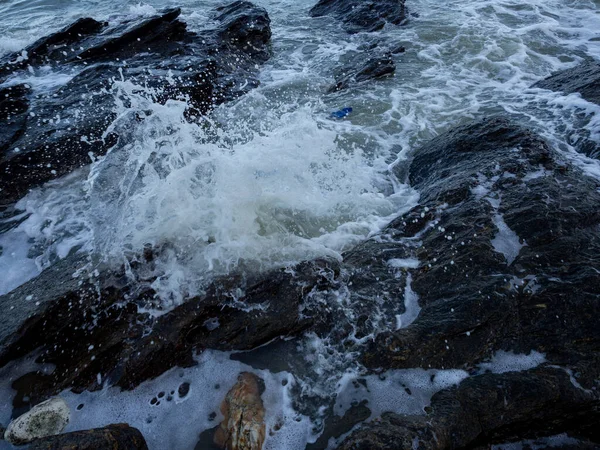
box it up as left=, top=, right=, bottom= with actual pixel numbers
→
left=337, top=116, right=600, bottom=447
left=0, top=257, right=338, bottom=403
left=338, top=367, right=600, bottom=449
left=4, top=397, right=70, bottom=445
left=363, top=117, right=600, bottom=381
left=214, top=372, right=266, bottom=450
left=328, top=52, right=395, bottom=92
left=532, top=61, right=600, bottom=158
left=0, top=2, right=271, bottom=205
left=306, top=400, right=370, bottom=450
left=28, top=423, right=148, bottom=450
left=533, top=61, right=600, bottom=106
left=0, top=84, right=29, bottom=157
left=309, top=0, right=407, bottom=34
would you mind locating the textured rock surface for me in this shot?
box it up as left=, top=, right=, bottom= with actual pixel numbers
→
left=338, top=367, right=599, bottom=449
left=4, top=397, right=70, bottom=445
left=337, top=117, right=600, bottom=448
left=0, top=257, right=338, bottom=404
left=0, top=2, right=271, bottom=205
left=28, top=423, right=148, bottom=450
left=310, top=0, right=407, bottom=34
left=214, top=372, right=266, bottom=450
left=328, top=52, right=395, bottom=92
left=533, top=61, right=600, bottom=106
left=533, top=61, right=600, bottom=158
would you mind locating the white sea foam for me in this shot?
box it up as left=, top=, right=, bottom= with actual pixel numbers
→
left=57, top=351, right=316, bottom=450
left=334, top=367, right=468, bottom=420
left=478, top=350, right=546, bottom=374
left=491, top=213, right=525, bottom=265
left=395, top=273, right=421, bottom=329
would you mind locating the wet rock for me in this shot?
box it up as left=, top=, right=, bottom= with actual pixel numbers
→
left=0, top=257, right=338, bottom=403
left=0, top=84, right=30, bottom=158
left=339, top=116, right=600, bottom=446
left=306, top=400, right=370, bottom=450
left=214, top=372, right=266, bottom=450
left=4, top=397, right=69, bottom=445
left=328, top=52, right=395, bottom=92
left=0, top=2, right=271, bottom=204
left=310, top=0, right=407, bottom=34
left=338, top=367, right=600, bottom=449
left=533, top=61, right=600, bottom=106
left=28, top=423, right=148, bottom=450
left=532, top=61, right=600, bottom=158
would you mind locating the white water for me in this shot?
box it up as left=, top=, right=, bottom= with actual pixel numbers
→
left=1, top=0, right=600, bottom=448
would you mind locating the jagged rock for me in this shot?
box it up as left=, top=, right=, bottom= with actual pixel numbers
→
left=328, top=52, right=395, bottom=92
left=4, top=397, right=70, bottom=445
left=214, top=372, right=266, bottom=450
left=306, top=401, right=371, bottom=450
left=533, top=61, right=600, bottom=106
left=362, top=117, right=600, bottom=382
left=0, top=2, right=271, bottom=205
left=310, top=0, right=407, bottom=34
left=28, top=423, right=148, bottom=450
left=0, top=257, right=338, bottom=404
left=337, top=367, right=600, bottom=449
left=337, top=116, right=600, bottom=447
left=532, top=61, right=600, bottom=158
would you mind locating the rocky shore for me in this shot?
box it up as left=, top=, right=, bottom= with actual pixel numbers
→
left=1, top=0, right=599, bottom=449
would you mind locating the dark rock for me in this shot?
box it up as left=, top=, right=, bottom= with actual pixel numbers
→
left=532, top=61, right=600, bottom=158
left=337, top=116, right=600, bottom=447
left=0, top=2, right=271, bottom=205
left=0, top=84, right=30, bottom=157
left=0, top=257, right=339, bottom=403
left=533, top=61, right=600, bottom=106
left=363, top=117, right=600, bottom=382
left=178, top=382, right=191, bottom=398
left=309, top=0, right=407, bottom=34
left=338, top=367, right=600, bottom=449
left=390, top=44, right=405, bottom=54
left=328, top=52, right=395, bottom=92
left=28, top=423, right=148, bottom=449
left=306, top=400, right=370, bottom=450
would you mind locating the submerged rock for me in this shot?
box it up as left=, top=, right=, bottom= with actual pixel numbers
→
left=328, top=52, right=395, bottom=92
left=28, top=423, right=148, bottom=450
left=4, top=397, right=70, bottom=445
left=337, top=116, right=600, bottom=447
left=214, top=372, right=266, bottom=450
left=0, top=2, right=271, bottom=205
left=309, top=0, right=407, bottom=34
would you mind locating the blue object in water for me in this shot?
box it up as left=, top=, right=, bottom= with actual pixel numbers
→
left=330, top=107, right=353, bottom=119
